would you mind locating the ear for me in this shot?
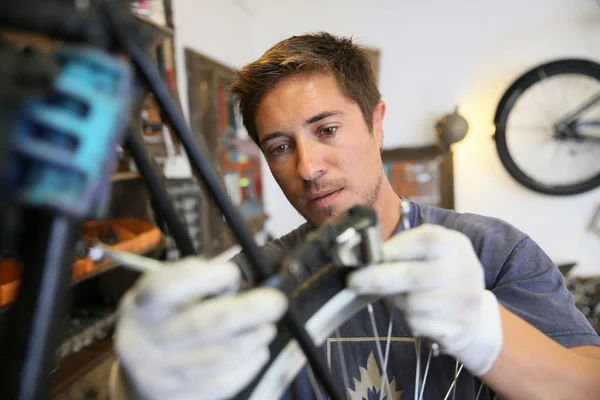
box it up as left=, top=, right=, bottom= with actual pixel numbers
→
left=372, top=100, right=386, bottom=148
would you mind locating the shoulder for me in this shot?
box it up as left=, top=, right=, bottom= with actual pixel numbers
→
left=411, top=202, right=532, bottom=286
left=413, top=202, right=529, bottom=253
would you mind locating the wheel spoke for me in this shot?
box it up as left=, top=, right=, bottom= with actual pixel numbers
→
left=417, top=348, right=433, bottom=400
left=306, top=365, right=325, bottom=400
left=452, top=359, right=459, bottom=400
left=534, top=69, right=555, bottom=120
left=334, top=329, right=350, bottom=399
left=379, top=308, right=395, bottom=400
left=475, top=381, right=485, bottom=400
left=367, top=303, right=393, bottom=400
left=505, top=124, right=552, bottom=133
left=414, top=339, right=421, bottom=400
left=443, top=362, right=463, bottom=400
left=507, top=122, right=600, bottom=186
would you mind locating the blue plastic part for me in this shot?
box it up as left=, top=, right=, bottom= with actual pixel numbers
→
left=4, top=48, right=135, bottom=219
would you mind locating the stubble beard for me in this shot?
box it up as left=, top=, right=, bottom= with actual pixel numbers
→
left=299, top=169, right=383, bottom=224
left=362, top=169, right=383, bottom=209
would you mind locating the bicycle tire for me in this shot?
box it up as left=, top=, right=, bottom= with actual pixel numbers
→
left=494, top=58, right=600, bottom=195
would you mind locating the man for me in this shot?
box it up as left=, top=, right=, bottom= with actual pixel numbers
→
left=110, top=32, right=600, bottom=399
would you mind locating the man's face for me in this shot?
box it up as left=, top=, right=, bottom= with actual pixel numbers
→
left=255, top=74, right=386, bottom=226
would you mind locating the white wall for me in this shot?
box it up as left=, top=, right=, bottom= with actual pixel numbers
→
left=248, top=0, right=600, bottom=275
left=173, top=0, right=258, bottom=121
left=174, top=0, right=600, bottom=274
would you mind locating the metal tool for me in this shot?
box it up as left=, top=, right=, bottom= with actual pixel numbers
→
left=331, top=199, right=412, bottom=268
left=400, top=198, right=411, bottom=231
left=89, top=244, right=163, bottom=273
left=330, top=206, right=384, bottom=268
left=89, top=245, right=244, bottom=298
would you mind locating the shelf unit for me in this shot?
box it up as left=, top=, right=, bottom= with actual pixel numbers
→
left=185, top=48, right=268, bottom=257
left=0, top=3, right=181, bottom=399
left=50, top=337, right=115, bottom=398
left=0, top=4, right=179, bottom=176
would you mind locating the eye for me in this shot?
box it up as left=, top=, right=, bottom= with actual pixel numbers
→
left=271, top=144, right=289, bottom=155
left=320, top=126, right=337, bottom=137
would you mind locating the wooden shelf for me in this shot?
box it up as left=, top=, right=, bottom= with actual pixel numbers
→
left=71, top=240, right=164, bottom=286
left=0, top=29, right=63, bottom=52
left=1, top=11, right=174, bottom=54
left=50, top=336, right=114, bottom=397
left=381, top=143, right=449, bottom=163
left=112, top=171, right=141, bottom=182
left=0, top=238, right=164, bottom=314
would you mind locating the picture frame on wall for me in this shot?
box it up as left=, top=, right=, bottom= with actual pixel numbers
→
left=382, top=145, right=455, bottom=210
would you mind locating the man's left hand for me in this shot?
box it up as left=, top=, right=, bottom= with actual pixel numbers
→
left=347, top=224, right=503, bottom=376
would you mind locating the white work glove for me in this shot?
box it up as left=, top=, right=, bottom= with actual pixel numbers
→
left=347, top=224, right=503, bottom=376
left=109, top=257, right=288, bottom=400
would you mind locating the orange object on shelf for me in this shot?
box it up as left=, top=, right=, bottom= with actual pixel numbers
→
left=0, top=219, right=162, bottom=307
left=80, top=222, right=137, bottom=275
left=81, top=218, right=162, bottom=275
left=72, top=257, right=91, bottom=279
left=108, top=218, right=162, bottom=254
left=0, top=260, right=21, bottom=307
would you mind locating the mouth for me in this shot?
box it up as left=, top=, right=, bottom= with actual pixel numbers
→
left=307, top=189, right=343, bottom=207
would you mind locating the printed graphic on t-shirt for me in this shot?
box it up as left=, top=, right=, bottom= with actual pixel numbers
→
left=327, top=336, right=421, bottom=400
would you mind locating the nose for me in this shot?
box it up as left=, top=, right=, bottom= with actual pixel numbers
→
left=296, top=138, right=327, bottom=181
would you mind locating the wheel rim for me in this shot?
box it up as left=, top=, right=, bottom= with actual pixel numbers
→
left=504, top=73, right=600, bottom=188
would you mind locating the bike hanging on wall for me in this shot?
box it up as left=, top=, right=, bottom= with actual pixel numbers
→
left=494, top=58, right=600, bottom=195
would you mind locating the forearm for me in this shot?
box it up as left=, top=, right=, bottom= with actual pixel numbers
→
left=481, top=304, right=600, bottom=400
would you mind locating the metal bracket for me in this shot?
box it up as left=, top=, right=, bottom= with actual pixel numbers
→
left=331, top=206, right=384, bottom=268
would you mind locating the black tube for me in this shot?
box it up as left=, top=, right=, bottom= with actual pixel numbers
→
left=0, top=209, right=78, bottom=400
left=125, top=128, right=196, bottom=257
left=103, top=5, right=347, bottom=400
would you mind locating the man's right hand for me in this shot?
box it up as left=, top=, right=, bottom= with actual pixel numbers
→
left=110, top=257, right=288, bottom=400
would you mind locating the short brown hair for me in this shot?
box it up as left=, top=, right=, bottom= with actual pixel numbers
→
left=229, top=32, right=381, bottom=145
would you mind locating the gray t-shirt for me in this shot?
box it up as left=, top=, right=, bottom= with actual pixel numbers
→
left=232, top=201, right=600, bottom=399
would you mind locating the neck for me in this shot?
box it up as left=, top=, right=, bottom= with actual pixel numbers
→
left=371, top=177, right=402, bottom=240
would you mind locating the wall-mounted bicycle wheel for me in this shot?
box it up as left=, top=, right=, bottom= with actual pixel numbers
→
left=494, top=59, right=600, bottom=195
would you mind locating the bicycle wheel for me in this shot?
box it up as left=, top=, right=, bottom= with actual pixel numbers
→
left=494, top=59, right=600, bottom=195
left=235, top=265, right=496, bottom=400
